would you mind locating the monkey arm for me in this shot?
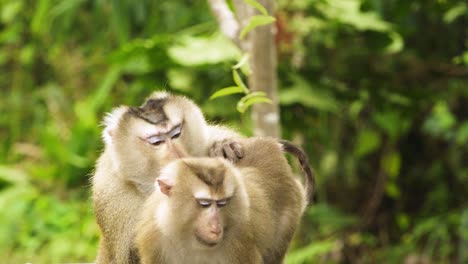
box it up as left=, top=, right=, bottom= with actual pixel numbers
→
left=135, top=195, right=164, bottom=264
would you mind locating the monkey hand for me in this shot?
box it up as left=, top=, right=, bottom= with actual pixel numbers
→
left=209, top=139, right=244, bottom=163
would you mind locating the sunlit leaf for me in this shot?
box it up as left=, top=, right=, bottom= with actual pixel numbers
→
left=287, top=240, right=337, bottom=264
left=382, top=152, right=401, bottom=179
left=349, top=101, right=364, bottom=119
left=168, top=69, right=194, bottom=92
left=0, top=165, right=29, bottom=185
left=318, top=0, right=391, bottom=32
left=280, top=74, right=339, bottom=112
left=422, top=101, right=456, bottom=138
left=50, top=0, right=86, bottom=18
left=75, top=66, right=121, bottom=128
left=233, top=69, right=249, bottom=93
left=239, top=15, right=276, bottom=40
left=110, top=0, right=130, bottom=43
left=385, top=182, right=401, bottom=199
left=354, top=129, right=381, bottom=157
left=443, top=3, right=467, bottom=24
left=31, top=0, right=52, bottom=34
left=210, top=86, right=245, bottom=100
left=243, top=0, right=268, bottom=15
left=236, top=92, right=272, bottom=113
left=320, top=151, right=338, bottom=176
left=89, top=66, right=121, bottom=112
left=385, top=31, right=404, bottom=54
left=168, top=33, right=241, bottom=66
left=1, top=1, right=23, bottom=24
left=453, top=51, right=468, bottom=65
left=372, top=111, right=411, bottom=141
left=397, top=213, right=410, bottom=230
left=232, top=53, right=250, bottom=69
left=456, top=122, right=468, bottom=145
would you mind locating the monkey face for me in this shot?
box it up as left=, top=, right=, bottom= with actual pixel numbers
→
left=156, top=158, right=245, bottom=250
left=193, top=203, right=225, bottom=248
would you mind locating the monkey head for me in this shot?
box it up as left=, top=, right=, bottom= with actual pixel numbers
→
left=101, top=92, right=211, bottom=182
left=154, top=158, right=249, bottom=249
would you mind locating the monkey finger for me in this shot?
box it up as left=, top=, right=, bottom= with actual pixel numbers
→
left=209, top=142, right=224, bottom=157
left=222, top=144, right=240, bottom=163
left=229, top=142, right=244, bottom=159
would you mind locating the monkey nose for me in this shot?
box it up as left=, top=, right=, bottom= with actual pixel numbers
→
left=210, top=225, right=222, bottom=236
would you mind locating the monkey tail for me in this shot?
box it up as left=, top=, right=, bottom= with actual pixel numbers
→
left=279, top=140, right=316, bottom=205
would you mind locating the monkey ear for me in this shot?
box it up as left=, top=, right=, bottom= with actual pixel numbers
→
left=102, top=106, right=128, bottom=145
left=157, top=179, right=173, bottom=196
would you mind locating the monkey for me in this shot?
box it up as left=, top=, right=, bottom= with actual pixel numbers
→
left=136, top=137, right=314, bottom=264
left=136, top=157, right=263, bottom=264
left=92, top=91, right=244, bottom=264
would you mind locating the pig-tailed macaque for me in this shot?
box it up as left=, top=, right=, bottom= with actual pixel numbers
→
left=136, top=137, right=314, bottom=264
left=92, top=91, right=243, bottom=264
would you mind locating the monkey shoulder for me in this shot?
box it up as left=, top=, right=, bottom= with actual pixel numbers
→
left=238, top=137, right=289, bottom=173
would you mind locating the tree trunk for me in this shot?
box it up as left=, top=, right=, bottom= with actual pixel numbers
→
left=246, top=0, right=279, bottom=138
left=209, top=0, right=280, bottom=138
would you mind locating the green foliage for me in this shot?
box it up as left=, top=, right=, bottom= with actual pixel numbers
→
left=210, top=58, right=272, bottom=114
left=168, top=33, right=240, bottom=66
left=1, top=0, right=467, bottom=263
left=244, top=0, right=268, bottom=16
left=239, top=15, right=276, bottom=39
left=279, top=74, right=339, bottom=112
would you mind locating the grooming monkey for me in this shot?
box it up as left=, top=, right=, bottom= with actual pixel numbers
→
left=92, top=92, right=243, bottom=264
left=136, top=137, right=315, bottom=264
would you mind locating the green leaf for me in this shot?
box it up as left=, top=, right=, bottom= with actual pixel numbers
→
left=318, top=0, right=391, bottom=32
left=422, top=101, right=456, bottom=138
left=443, top=3, right=467, bottom=24
left=279, top=74, right=339, bottom=112
left=397, top=213, right=410, bottom=230
left=382, top=152, right=401, bottom=179
left=1, top=1, right=23, bottom=24
left=232, top=69, right=249, bottom=93
left=372, top=111, right=411, bottom=141
left=50, top=0, right=86, bottom=18
left=168, top=33, right=241, bottom=66
left=168, top=69, right=194, bottom=92
left=354, top=129, right=381, bottom=157
left=239, top=15, right=276, bottom=40
left=31, top=0, right=52, bottom=35
left=0, top=165, right=29, bottom=185
left=453, top=51, right=468, bottom=65
left=232, top=53, right=250, bottom=69
left=243, top=0, right=268, bottom=15
left=456, top=122, right=468, bottom=145
left=287, top=240, right=337, bottom=264
left=385, top=31, right=404, bottom=54
left=210, top=86, right=245, bottom=100
left=236, top=92, right=272, bottom=113
left=385, top=182, right=401, bottom=199
left=75, top=66, right=121, bottom=128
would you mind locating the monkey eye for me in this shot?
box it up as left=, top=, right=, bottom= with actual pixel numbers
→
left=169, top=124, right=182, bottom=139
left=146, top=135, right=165, bottom=146
left=197, top=199, right=212, bottom=208
left=216, top=198, right=230, bottom=208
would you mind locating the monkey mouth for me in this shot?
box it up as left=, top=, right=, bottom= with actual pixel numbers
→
left=195, top=235, right=220, bottom=248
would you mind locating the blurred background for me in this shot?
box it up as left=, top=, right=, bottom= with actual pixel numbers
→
left=0, top=0, right=467, bottom=263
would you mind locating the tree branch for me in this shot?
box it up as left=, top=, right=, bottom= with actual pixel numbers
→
left=207, top=0, right=240, bottom=46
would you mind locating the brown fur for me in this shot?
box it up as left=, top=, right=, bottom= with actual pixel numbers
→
left=136, top=137, right=307, bottom=264
left=136, top=158, right=262, bottom=264
left=92, top=92, right=242, bottom=264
